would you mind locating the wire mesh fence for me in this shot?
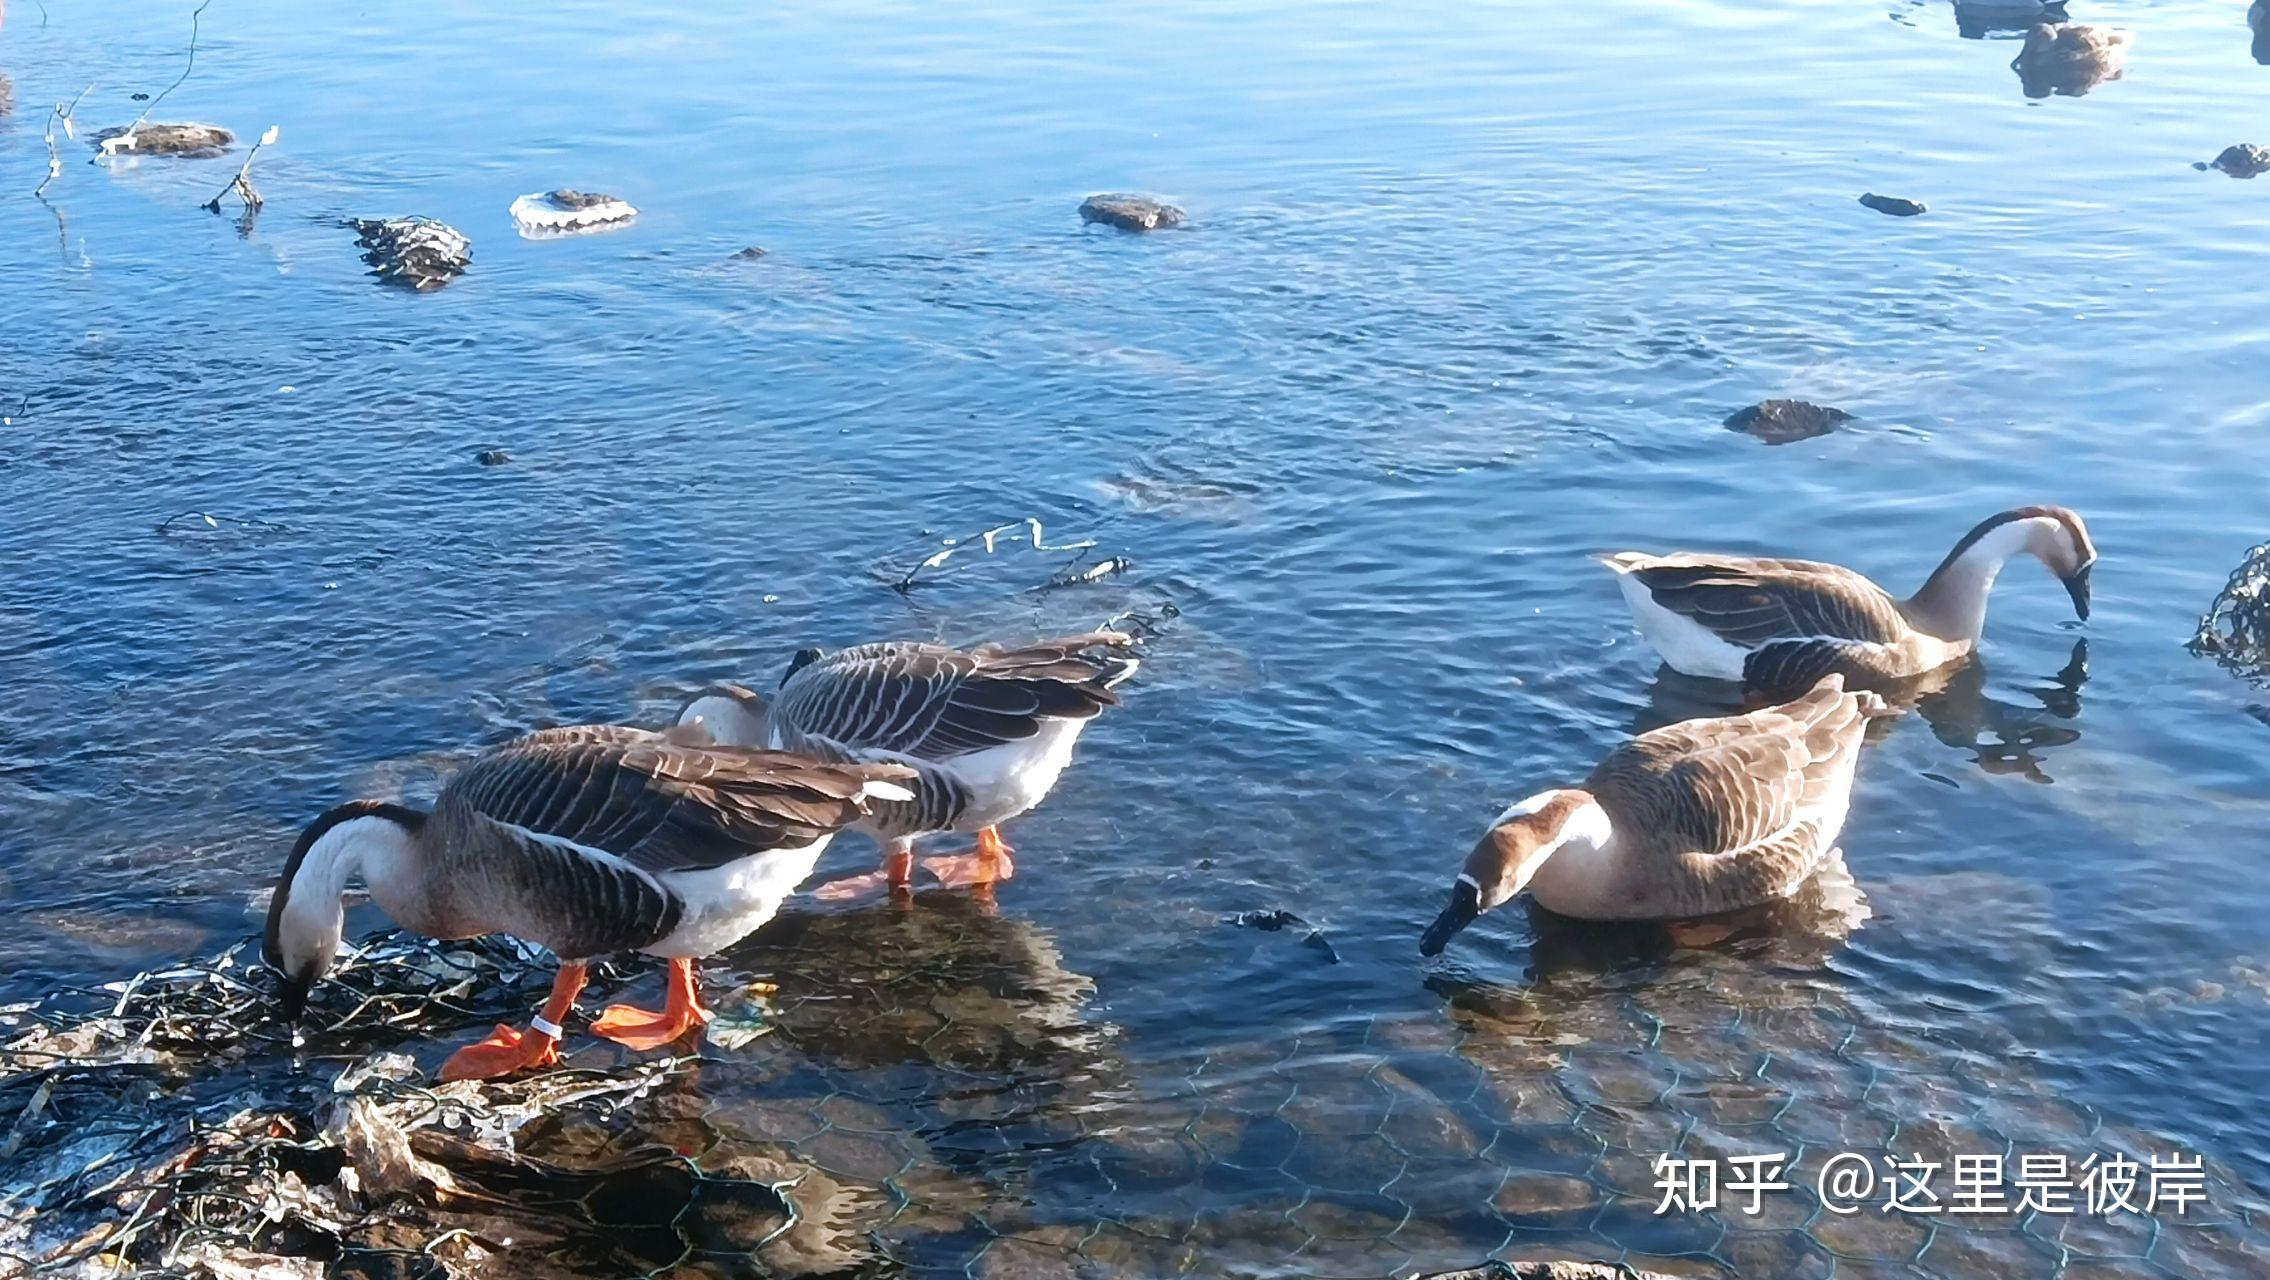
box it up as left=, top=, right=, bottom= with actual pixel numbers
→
left=4, top=889, right=2267, bottom=1279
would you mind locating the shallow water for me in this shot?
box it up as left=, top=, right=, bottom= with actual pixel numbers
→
left=4, top=0, right=2270, bottom=1274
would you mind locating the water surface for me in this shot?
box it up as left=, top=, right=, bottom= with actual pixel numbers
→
left=3, top=1, right=2269, bottom=1275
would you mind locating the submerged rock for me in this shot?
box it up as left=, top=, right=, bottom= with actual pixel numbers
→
left=1079, top=193, right=1186, bottom=232
left=2204, top=144, right=2270, bottom=179
left=2011, top=22, right=2132, bottom=99
left=1723, top=398, right=1853, bottom=445
left=730, top=245, right=769, bottom=261
left=348, top=217, right=471, bottom=291
left=509, top=187, right=637, bottom=235
left=92, top=122, right=233, bottom=156
left=1858, top=192, right=1926, bottom=217
left=1225, top=908, right=1341, bottom=964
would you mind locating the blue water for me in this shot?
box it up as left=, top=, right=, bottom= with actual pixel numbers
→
left=4, top=1, right=2270, bottom=1275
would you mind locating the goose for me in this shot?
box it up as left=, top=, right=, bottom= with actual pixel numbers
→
left=676, top=630, right=1138, bottom=897
left=1421, top=675, right=1886, bottom=954
left=264, top=723, right=914, bottom=1080
left=1600, top=505, right=2094, bottom=696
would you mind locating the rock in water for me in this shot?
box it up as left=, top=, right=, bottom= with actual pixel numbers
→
left=1724, top=399, right=1854, bottom=445
left=1859, top=192, right=1927, bottom=217
left=509, top=188, right=637, bottom=235
left=1079, top=193, right=1186, bottom=232
left=348, top=217, right=471, bottom=292
left=2205, top=144, right=2270, bottom=179
left=474, top=448, right=512, bottom=467
left=730, top=246, right=769, bottom=261
left=93, top=122, right=233, bottom=157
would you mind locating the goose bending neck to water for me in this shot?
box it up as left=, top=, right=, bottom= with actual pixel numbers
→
left=1422, top=675, right=1886, bottom=954
left=1600, top=505, right=2094, bottom=695
left=678, top=630, right=1138, bottom=898
left=265, top=724, right=911, bottom=1080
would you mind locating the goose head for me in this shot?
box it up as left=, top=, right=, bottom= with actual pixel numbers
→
left=264, top=801, right=426, bottom=1020
left=2006, top=505, right=2096, bottom=620
left=674, top=682, right=774, bottom=747
left=1421, top=790, right=1605, bottom=957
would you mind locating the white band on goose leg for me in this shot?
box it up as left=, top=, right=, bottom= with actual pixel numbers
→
left=529, top=1014, right=565, bottom=1040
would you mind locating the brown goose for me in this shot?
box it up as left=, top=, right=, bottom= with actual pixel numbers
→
left=677, top=630, right=1137, bottom=897
left=1600, top=505, right=2094, bottom=696
left=264, top=724, right=912, bottom=1080
left=1422, top=675, right=1887, bottom=953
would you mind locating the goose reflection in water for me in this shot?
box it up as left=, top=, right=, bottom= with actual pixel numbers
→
left=1907, top=640, right=2087, bottom=783
left=727, top=892, right=1109, bottom=1075
left=1949, top=0, right=2067, bottom=41
left=2011, top=22, right=2134, bottom=99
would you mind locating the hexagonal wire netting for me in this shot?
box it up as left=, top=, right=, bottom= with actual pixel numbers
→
left=5, top=877, right=2267, bottom=1280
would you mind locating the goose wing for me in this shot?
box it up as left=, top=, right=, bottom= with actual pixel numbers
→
left=1585, top=676, right=1874, bottom=857
left=1739, top=636, right=1922, bottom=699
left=439, top=725, right=909, bottom=875
left=1613, top=554, right=1909, bottom=650
left=771, top=632, right=1137, bottom=761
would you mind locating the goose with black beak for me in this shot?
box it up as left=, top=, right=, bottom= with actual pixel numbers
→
left=264, top=722, right=911, bottom=1080
left=1423, top=675, right=1887, bottom=955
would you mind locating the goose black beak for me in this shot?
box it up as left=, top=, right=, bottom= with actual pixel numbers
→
left=2063, top=563, right=2093, bottom=621
left=1420, top=880, right=1481, bottom=957
left=275, top=973, right=311, bottom=1023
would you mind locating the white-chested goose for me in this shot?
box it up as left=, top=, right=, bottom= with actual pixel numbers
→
left=264, top=723, right=912, bottom=1080
left=676, top=630, right=1138, bottom=897
left=1600, top=505, right=2095, bottom=696
left=1421, top=675, right=1886, bottom=953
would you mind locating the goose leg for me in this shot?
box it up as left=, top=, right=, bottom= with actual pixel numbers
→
left=812, top=840, right=917, bottom=901
left=921, top=825, right=1017, bottom=891
left=440, top=962, right=588, bottom=1081
left=591, top=957, right=713, bottom=1051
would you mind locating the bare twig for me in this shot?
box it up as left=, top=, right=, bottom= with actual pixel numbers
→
left=202, top=125, right=278, bottom=213
left=106, top=0, right=212, bottom=157
left=1096, top=600, right=1180, bottom=640
left=154, top=510, right=292, bottom=542
left=1042, top=555, right=1131, bottom=591
left=33, top=83, right=93, bottom=198
left=889, top=517, right=1099, bottom=593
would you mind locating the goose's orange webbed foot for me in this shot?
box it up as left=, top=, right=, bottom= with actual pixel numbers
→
left=440, top=1022, right=559, bottom=1081
left=812, top=870, right=892, bottom=901
left=592, top=957, right=713, bottom=1051
left=439, top=961, right=586, bottom=1082
left=813, top=845, right=915, bottom=901
left=921, top=827, right=1015, bottom=891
